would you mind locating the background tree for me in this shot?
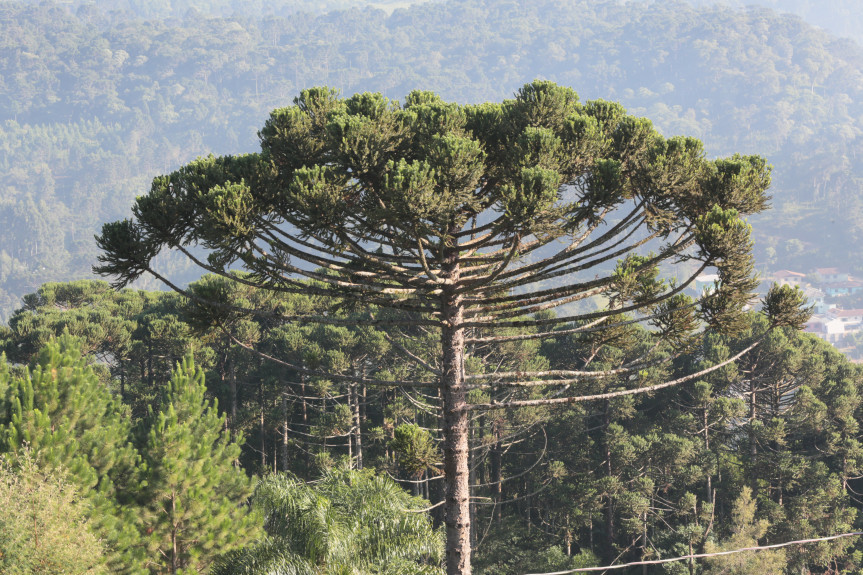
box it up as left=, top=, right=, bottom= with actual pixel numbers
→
left=5, top=281, right=860, bottom=570
left=391, top=422, right=441, bottom=491
left=702, top=487, right=786, bottom=575
left=9, top=0, right=863, bottom=324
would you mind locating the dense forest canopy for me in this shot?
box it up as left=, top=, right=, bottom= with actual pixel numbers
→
left=3, top=0, right=863, bottom=320
left=0, top=277, right=853, bottom=574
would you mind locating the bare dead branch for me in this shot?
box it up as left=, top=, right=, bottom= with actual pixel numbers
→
left=525, top=532, right=863, bottom=574
left=468, top=334, right=765, bottom=410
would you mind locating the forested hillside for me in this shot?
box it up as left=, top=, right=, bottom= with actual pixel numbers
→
left=685, top=0, right=863, bottom=45
left=16, top=0, right=437, bottom=20
left=2, top=0, right=863, bottom=319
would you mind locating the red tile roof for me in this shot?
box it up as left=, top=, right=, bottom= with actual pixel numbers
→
left=773, top=270, right=806, bottom=279
left=824, top=280, right=863, bottom=289
left=831, top=309, right=863, bottom=318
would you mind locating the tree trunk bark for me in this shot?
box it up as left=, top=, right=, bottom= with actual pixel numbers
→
left=749, top=379, right=758, bottom=495
left=469, top=408, right=476, bottom=548
left=352, top=380, right=363, bottom=470
left=604, top=400, right=615, bottom=549
left=703, top=405, right=712, bottom=501
left=441, top=259, right=471, bottom=575
left=642, top=510, right=648, bottom=575
left=147, top=339, right=154, bottom=390
left=230, top=358, right=238, bottom=440
left=301, top=373, right=308, bottom=427
left=361, top=384, right=367, bottom=428
left=490, top=420, right=503, bottom=524
left=282, top=394, right=290, bottom=471
left=689, top=540, right=694, bottom=575
left=259, top=379, right=266, bottom=470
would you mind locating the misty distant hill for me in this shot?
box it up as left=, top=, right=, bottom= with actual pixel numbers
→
left=684, top=0, right=863, bottom=45
left=1, top=0, right=862, bottom=320
left=11, top=0, right=441, bottom=19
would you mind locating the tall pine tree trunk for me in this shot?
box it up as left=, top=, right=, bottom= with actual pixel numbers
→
left=147, top=339, right=154, bottom=391
left=282, top=394, right=290, bottom=471
left=230, top=358, right=238, bottom=440
left=490, top=420, right=503, bottom=524
left=703, top=405, right=712, bottom=501
left=300, top=373, right=308, bottom=427
left=441, top=252, right=471, bottom=575
left=749, top=379, right=758, bottom=495
left=604, top=400, right=615, bottom=549
left=352, top=380, right=363, bottom=470
left=469, top=411, right=477, bottom=548
left=259, top=378, right=266, bottom=470
left=641, top=509, right=648, bottom=575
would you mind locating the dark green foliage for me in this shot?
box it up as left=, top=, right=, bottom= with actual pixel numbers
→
left=702, top=487, right=786, bottom=574
left=3, top=279, right=863, bottom=572
left=472, top=516, right=598, bottom=575
left=1, top=335, right=136, bottom=492
left=6, top=1, right=863, bottom=566
left=1, top=281, right=214, bottom=419
left=94, top=75, right=783, bottom=574
left=0, top=334, right=261, bottom=573
left=391, top=423, right=441, bottom=479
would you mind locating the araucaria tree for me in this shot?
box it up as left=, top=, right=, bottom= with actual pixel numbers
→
left=96, top=81, right=806, bottom=575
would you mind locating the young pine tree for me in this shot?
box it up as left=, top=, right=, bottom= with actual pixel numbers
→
left=703, top=487, right=787, bottom=574
left=139, top=355, right=259, bottom=574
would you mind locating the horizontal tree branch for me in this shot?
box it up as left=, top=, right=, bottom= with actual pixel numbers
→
left=525, top=532, right=863, bottom=574
left=467, top=333, right=766, bottom=410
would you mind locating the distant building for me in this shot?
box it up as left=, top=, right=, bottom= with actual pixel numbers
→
left=822, top=280, right=863, bottom=297
left=815, top=267, right=850, bottom=283
left=806, top=315, right=846, bottom=343
left=693, top=273, right=720, bottom=295
left=801, top=287, right=831, bottom=313
left=805, top=307, right=863, bottom=345
left=829, top=308, right=863, bottom=327
left=772, top=270, right=806, bottom=286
